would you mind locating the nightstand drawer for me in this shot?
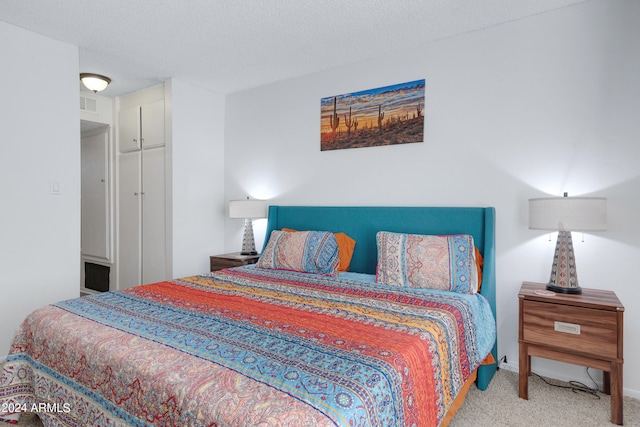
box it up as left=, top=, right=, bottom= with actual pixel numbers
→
left=522, top=300, right=618, bottom=360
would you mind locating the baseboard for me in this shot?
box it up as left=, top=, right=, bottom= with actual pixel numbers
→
left=498, top=360, right=519, bottom=373
left=80, top=287, right=102, bottom=297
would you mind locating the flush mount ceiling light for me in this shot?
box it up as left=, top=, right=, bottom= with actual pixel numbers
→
left=80, top=73, right=111, bottom=93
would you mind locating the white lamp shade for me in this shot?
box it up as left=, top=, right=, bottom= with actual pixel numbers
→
left=529, top=197, right=606, bottom=231
left=80, top=73, right=111, bottom=93
left=229, top=200, right=267, bottom=219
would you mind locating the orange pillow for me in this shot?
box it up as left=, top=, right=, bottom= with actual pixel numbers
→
left=333, top=232, right=356, bottom=272
left=475, top=246, right=484, bottom=292
left=282, top=228, right=356, bottom=272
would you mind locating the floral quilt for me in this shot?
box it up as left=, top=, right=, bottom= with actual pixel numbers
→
left=0, top=266, right=495, bottom=426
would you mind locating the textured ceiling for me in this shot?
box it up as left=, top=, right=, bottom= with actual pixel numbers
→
left=1, top=0, right=587, bottom=96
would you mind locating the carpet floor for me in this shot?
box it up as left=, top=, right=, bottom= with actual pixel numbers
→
left=452, top=369, right=640, bottom=426
left=1, top=369, right=639, bottom=426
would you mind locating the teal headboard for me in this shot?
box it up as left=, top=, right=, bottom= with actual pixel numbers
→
left=263, top=205, right=497, bottom=390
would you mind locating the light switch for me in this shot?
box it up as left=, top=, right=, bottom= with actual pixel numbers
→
left=50, top=179, right=61, bottom=195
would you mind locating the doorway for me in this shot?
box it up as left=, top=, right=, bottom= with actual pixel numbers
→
left=80, top=120, right=113, bottom=295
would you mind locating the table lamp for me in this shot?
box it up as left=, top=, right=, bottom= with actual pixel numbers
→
left=229, top=199, right=267, bottom=255
left=528, top=193, right=606, bottom=294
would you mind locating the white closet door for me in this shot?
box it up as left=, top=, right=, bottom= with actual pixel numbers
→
left=141, top=99, right=165, bottom=149
left=141, top=147, right=167, bottom=284
left=118, top=151, right=142, bottom=289
left=81, top=128, right=110, bottom=261
left=118, top=105, right=141, bottom=152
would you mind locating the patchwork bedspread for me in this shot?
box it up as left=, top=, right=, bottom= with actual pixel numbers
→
left=1, top=266, right=495, bottom=427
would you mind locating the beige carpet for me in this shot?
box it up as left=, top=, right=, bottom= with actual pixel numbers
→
left=451, top=369, right=640, bottom=426
left=1, top=369, right=639, bottom=426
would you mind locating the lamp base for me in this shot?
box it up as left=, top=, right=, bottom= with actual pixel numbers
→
left=546, top=283, right=582, bottom=294
left=547, top=230, right=582, bottom=295
left=240, top=218, right=257, bottom=256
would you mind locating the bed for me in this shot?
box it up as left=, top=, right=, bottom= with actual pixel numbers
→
left=1, top=205, right=497, bottom=426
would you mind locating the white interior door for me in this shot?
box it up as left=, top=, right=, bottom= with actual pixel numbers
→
left=81, top=127, right=110, bottom=261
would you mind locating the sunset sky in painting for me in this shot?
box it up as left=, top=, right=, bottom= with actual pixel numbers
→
left=320, top=79, right=425, bottom=134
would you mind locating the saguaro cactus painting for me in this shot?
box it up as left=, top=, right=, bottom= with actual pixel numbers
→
left=320, top=79, right=425, bottom=151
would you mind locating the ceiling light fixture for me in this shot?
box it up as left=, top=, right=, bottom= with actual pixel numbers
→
left=80, top=73, right=111, bottom=93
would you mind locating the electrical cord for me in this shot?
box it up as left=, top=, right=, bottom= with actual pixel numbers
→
left=533, top=368, right=601, bottom=399
left=497, top=355, right=507, bottom=370
left=497, top=355, right=599, bottom=398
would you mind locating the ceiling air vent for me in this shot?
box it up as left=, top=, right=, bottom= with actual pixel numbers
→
left=80, top=95, right=98, bottom=113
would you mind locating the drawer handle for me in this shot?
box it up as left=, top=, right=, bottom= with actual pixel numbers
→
left=554, top=321, right=580, bottom=335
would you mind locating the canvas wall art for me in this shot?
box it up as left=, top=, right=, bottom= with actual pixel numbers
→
left=320, top=79, right=425, bottom=151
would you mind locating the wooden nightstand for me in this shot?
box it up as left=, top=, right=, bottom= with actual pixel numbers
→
left=518, top=281, right=624, bottom=425
left=210, top=252, right=260, bottom=272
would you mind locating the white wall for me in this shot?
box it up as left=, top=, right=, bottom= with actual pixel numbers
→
left=224, top=0, right=640, bottom=397
left=0, top=23, right=80, bottom=355
left=167, top=79, right=226, bottom=277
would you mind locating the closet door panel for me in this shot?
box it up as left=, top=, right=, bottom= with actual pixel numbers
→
left=119, top=105, right=141, bottom=152
left=141, top=99, right=165, bottom=149
left=141, top=147, right=167, bottom=284
left=118, top=151, right=142, bottom=289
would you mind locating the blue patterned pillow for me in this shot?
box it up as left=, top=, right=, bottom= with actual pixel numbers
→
left=256, top=230, right=340, bottom=276
left=376, top=231, right=478, bottom=294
